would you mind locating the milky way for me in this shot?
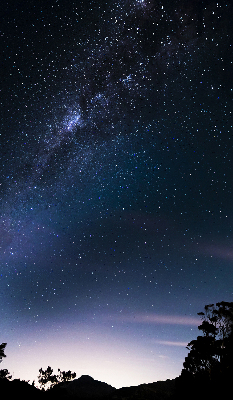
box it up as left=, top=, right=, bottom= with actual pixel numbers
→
left=1, top=0, right=233, bottom=388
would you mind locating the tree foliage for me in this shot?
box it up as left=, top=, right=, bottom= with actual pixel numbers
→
left=38, top=366, right=58, bottom=390
left=182, top=301, right=233, bottom=380
left=57, top=368, right=76, bottom=382
left=0, top=369, right=12, bottom=380
left=0, top=343, right=11, bottom=382
left=0, top=343, right=7, bottom=363
left=38, top=366, right=76, bottom=390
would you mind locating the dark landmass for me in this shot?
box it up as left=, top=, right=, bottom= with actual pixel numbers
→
left=0, top=377, right=44, bottom=399
left=48, top=375, right=116, bottom=399
left=0, top=374, right=178, bottom=400
left=48, top=374, right=177, bottom=400
left=0, top=373, right=229, bottom=400
left=109, top=379, right=176, bottom=400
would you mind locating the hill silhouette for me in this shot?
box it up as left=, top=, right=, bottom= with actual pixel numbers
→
left=0, top=374, right=178, bottom=400
left=0, top=378, right=43, bottom=399
left=44, top=375, right=180, bottom=400
left=49, top=374, right=116, bottom=399
left=110, top=379, right=176, bottom=400
left=0, top=373, right=228, bottom=400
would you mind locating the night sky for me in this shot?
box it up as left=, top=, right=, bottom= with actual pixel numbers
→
left=1, top=0, right=233, bottom=389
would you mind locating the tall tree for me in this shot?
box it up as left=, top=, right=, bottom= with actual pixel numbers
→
left=182, top=301, right=233, bottom=380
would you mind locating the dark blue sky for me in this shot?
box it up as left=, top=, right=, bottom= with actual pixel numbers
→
left=1, top=0, right=233, bottom=388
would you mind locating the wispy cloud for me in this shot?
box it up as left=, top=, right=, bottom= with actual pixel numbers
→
left=119, top=314, right=199, bottom=326
left=106, top=313, right=200, bottom=326
left=202, top=244, right=233, bottom=260
left=154, top=340, right=188, bottom=347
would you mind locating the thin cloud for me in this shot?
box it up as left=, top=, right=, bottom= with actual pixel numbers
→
left=107, top=313, right=200, bottom=326
left=203, top=244, right=233, bottom=260
left=155, top=340, right=188, bottom=347
left=121, top=314, right=200, bottom=326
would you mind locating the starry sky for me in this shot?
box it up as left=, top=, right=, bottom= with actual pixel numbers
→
left=1, top=0, right=233, bottom=389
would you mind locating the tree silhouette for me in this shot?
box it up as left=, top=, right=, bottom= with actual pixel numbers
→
left=182, top=301, right=233, bottom=380
left=0, top=369, right=12, bottom=380
left=0, top=343, right=11, bottom=382
left=57, top=368, right=76, bottom=382
left=38, top=366, right=58, bottom=390
left=0, top=343, right=7, bottom=363
left=38, top=366, right=76, bottom=390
